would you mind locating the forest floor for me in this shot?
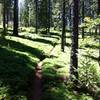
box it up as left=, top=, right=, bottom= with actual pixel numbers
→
left=0, top=28, right=100, bottom=100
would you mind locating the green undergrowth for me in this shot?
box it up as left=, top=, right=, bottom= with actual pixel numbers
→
left=0, top=47, right=36, bottom=99
left=0, top=30, right=61, bottom=99
left=42, top=82, right=94, bottom=100
left=42, top=47, right=71, bottom=78
left=0, top=35, right=51, bottom=99
left=0, top=30, right=100, bottom=99
left=42, top=35, right=100, bottom=100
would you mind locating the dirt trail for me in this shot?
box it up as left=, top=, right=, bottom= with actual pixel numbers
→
left=30, top=39, right=60, bottom=100
left=31, top=62, right=43, bottom=100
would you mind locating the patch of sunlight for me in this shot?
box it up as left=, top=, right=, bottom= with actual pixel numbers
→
left=1, top=46, right=39, bottom=63
left=5, top=36, right=53, bottom=54
left=19, top=27, right=35, bottom=33
left=0, top=24, right=3, bottom=28
left=57, top=66, right=70, bottom=78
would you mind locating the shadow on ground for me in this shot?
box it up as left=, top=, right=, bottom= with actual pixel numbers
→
left=85, top=44, right=99, bottom=49
left=83, top=54, right=100, bottom=62
left=65, top=43, right=71, bottom=47
left=32, top=38, right=56, bottom=46
left=19, top=33, right=59, bottom=46
left=0, top=38, right=46, bottom=60
left=40, top=34, right=59, bottom=40
left=0, top=46, right=36, bottom=99
left=40, top=31, right=61, bottom=37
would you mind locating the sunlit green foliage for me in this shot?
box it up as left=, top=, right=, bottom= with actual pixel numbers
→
left=80, top=16, right=100, bottom=31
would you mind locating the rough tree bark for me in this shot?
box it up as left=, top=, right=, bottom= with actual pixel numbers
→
left=47, top=0, right=51, bottom=33
left=82, top=1, right=85, bottom=40
left=97, top=0, right=100, bottom=15
left=3, top=0, right=6, bottom=33
left=97, top=0, right=100, bottom=66
left=13, top=0, right=18, bottom=36
left=61, top=0, right=66, bottom=52
left=70, top=0, right=79, bottom=85
left=69, top=6, right=72, bottom=31
left=35, top=0, right=38, bottom=34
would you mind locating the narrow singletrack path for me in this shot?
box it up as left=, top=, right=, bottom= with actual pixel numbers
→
left=30, top=38, right=60, bottom=100
left=32, top=62, right=43, bottom=100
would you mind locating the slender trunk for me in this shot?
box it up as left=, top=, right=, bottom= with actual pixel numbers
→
left=28, top=5, right=31, bottom=27
left=97, top=0, right=100, bottom=66
left=97, top=0, right=100, bottom=15
left=89, top=29, right=91, bottom=36
left=98, top=25, right=100, bottom=66
left=47, top=0, right=51, bottom=33
left=46, top=0, right=48, bottom=34
left=95, top=26, right=97, bottom=37
left=70, top=0, right=79, bottom=85
left=13, top=0, right=18, bottom=36
left=3, top=0, right=6, bottom=33
left=82, top=1, right=85, bottom=40
left=61, top=0, right=66, bottom=52
left=69, top=7, right=72, bottom=31
left=6, top=7, right=9, bottom=28
left=35, top=0, right=38, bottom=34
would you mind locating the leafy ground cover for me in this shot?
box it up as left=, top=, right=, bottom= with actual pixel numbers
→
left=0, top=30, right=60, bottom=99
left=0, top=29, right=100, bottom=100
left=42, top=34, right=100, bottom=100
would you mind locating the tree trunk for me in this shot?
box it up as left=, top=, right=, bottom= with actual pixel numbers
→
left=69, top=7, right=72, bottom=31
left=70, top=0, right=79, bottom=85
left=97, top=0, right=100, bottom=66
left=98, top=25, right=100, bottom=66
left=35, top=0, right=38, bottom=34
left=46, top=0, right=48, bottom=34
left=61, top=0, right=66, bottom=52
left=13, top=0, right=18, bottom=36
left=97, top=0, right=100, bottom=15
left=82, top=1, right=85, bottom=40
left=3, top=0, right=6, bottom=33
left=6, top=7, right=9, bottom=28
left=47, top=0, right=51, bottom=33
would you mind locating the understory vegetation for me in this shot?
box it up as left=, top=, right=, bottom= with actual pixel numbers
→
left=0, top=0, right=100, bottom=100
left=0, top=28, right=100, bottom=100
